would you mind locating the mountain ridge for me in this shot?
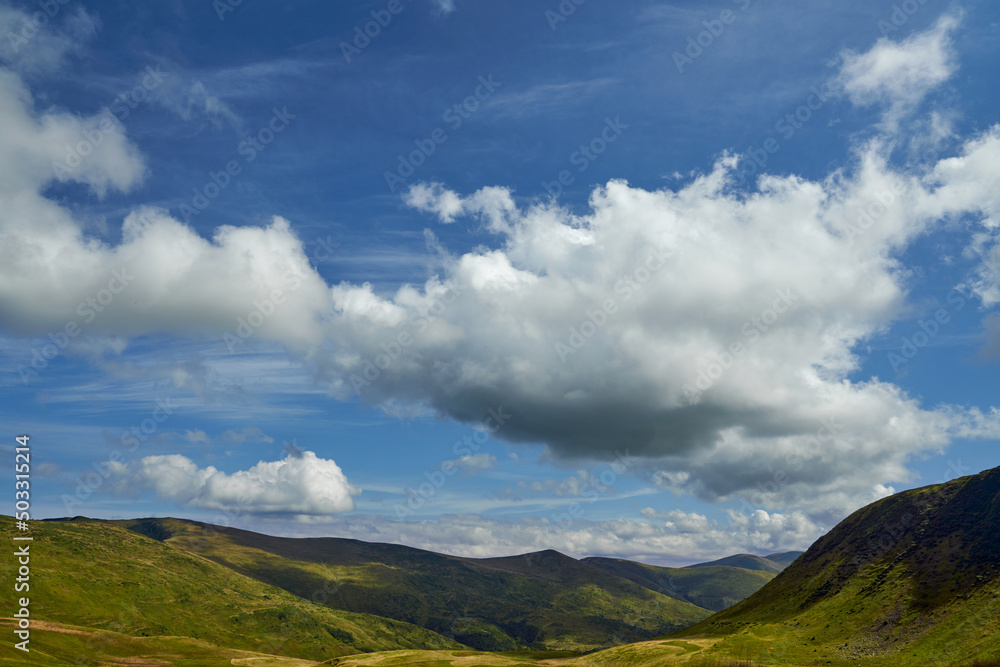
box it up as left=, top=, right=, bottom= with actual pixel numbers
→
left=671, top=465, right=1000, bottom=666
left=116, top=515, right=712, bottom=651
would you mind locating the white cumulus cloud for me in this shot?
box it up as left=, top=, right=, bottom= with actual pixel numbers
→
left=836, top=13, right=960, bottom=128
left=108, top=450, right=360, bottom=517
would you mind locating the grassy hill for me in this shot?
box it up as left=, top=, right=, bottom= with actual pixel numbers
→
left=671, top=466, right=1000, bottom=666
left=125, top=517, right=712, bottom=651
left=683, top=553, right=785, bottom=573
left=0, top=515, right=461, bottom=666
left=582, top=557, right=776, bottom=611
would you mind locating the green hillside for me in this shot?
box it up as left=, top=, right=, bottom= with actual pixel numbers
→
left=0, top=515, right=460, bottom=666
left=582, top=557, right=776, bottom=611
left=129, top=518, right=712, bottom=651
left=671, top=466, right=1000, bottom=666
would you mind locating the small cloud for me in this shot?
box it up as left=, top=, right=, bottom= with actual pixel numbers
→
left=405, top=182, right=464, bottom=223
left=486, top=78, right=615, bottom=119
left=651, top=470, right=693, bottom=496
left=153, top=79, right=243, bottom=133
left=34, top=462, right=67, bottom=478
left=518, top=470, right=608, bottom=497
left=405, top=182, right=517, bottom=232
left=445, top=453, right=497, bottom=475
left=222, top=427, right=274, bottom=443
left=431, top=0, right=456, bottom=15
left=835, top=12, right=961, bottom=130
left=184, top=429, right=210, bottom=444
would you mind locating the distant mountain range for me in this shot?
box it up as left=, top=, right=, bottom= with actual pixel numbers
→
left=140, top=518, right=715, bottom=652
left=0, top=513, right=789, bottom=664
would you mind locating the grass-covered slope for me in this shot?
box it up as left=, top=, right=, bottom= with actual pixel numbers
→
left=133, top=518, right=712, bottom=652
left=0, top=515, right=460, bottom=666
left=671, top=466, right=1000, bottom=666
left=582, top=557, right=776, bottom=611
left=0, top=618, right=336, bottom=667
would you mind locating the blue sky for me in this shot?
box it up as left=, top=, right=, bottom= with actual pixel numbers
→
left=1, top=0, right=998, bottom=565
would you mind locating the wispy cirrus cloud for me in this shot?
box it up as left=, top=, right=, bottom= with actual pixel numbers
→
left=0, top=5, right=99, bottom=74
left=486, top=78, right=617, bottom=118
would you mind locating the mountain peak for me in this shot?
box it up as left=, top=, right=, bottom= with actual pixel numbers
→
left=684, top=553, right=785, bottom=573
